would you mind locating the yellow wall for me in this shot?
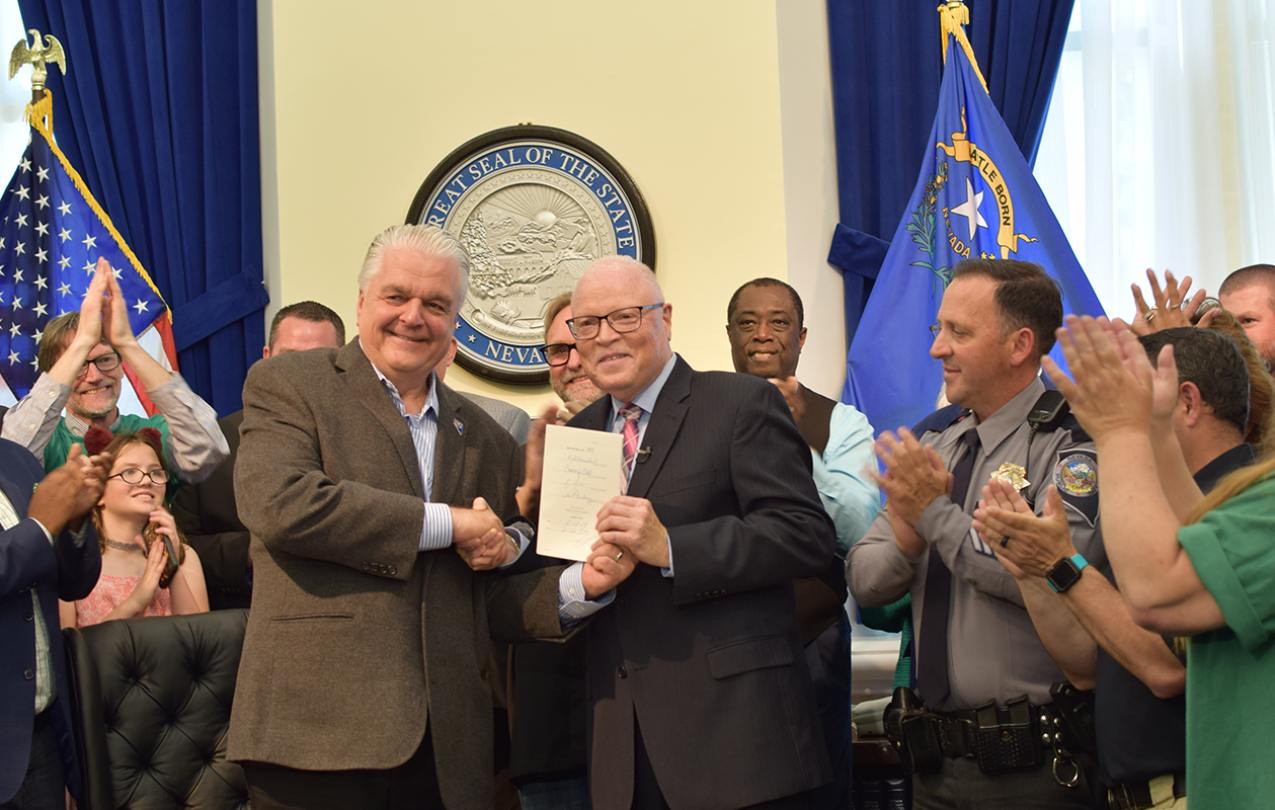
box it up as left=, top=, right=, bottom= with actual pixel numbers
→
left=260, top=0, right=844, bottom=414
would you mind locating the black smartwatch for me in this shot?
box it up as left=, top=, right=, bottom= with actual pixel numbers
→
left=1046, top=554, right=1089, bottom=593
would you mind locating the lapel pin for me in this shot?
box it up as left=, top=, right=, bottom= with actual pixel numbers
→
left=454, top=418, right=465, bottom=435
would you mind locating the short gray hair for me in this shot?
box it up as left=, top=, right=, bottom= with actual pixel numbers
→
left=358, top=225, right=471, bottom=292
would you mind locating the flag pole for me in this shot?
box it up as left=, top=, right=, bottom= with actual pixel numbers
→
left=938, top=1, right=989, bottom=95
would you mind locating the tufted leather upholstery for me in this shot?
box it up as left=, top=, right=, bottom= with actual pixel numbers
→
left=62, top=609, right=250, bottom=810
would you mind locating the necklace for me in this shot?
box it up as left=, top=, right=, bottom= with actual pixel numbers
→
left=103, top=538, right=145, bottom=556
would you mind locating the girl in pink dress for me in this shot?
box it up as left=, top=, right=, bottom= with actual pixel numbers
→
left=59, top=429, right=209, bottom=628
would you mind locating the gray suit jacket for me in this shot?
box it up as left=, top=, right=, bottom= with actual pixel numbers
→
left=227, top=341, right=562, bottom=810
left=573, top=356, right=836, bottom=810
left=458, top=391, right=531, bottom=444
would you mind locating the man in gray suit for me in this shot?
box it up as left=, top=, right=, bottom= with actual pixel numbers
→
left=437, top=337, right=532, bottom=444
left=228, top=225, right=631, bottom=810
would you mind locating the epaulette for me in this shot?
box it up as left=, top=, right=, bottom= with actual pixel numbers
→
left=1026, top=390, right=1092, bottom=443
left=1058, top=412, right=1091, bottom=443
left=910, top=403, right=968, bottom=437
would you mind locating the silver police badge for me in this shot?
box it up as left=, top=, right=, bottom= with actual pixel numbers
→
left=407, top=126, right=656, bottom=384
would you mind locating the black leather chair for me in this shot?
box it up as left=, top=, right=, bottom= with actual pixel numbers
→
left=62, top=609, right=250, bottom=810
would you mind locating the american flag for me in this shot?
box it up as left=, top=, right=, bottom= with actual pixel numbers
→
left=0, top=96, right=174, bottom=406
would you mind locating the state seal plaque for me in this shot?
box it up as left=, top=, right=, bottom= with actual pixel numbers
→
left=407, top=125, right=656, bottom=384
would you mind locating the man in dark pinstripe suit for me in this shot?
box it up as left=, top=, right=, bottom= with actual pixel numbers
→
left=561, top=256, right=837, bottom=810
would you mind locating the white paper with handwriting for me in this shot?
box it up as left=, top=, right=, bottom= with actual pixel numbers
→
left=537, top=424, right=624, bottom=562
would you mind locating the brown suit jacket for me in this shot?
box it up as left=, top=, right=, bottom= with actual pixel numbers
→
left=227, top=341, right=562, bottom=810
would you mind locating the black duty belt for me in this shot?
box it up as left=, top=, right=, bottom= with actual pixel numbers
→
left=885, top=688, right=1086, bottom=786
left=931, top=699, right=1050, bottom=774
left=1108, top=773, right=1186, bottom=810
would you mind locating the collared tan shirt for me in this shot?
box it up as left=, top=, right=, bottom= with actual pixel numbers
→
left=847, top=377, right=1106, bottom=709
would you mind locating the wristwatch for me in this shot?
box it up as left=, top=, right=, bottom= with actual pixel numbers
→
left=1046, top=554, right=1088, bottom=593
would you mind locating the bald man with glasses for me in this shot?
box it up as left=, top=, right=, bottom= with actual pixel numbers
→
left=524, top=257, right=836, bottom=810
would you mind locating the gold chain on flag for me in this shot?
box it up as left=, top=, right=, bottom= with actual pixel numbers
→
left=21, top=93, right=171, bottom=318
left=938, top=1, right=989, bottom=95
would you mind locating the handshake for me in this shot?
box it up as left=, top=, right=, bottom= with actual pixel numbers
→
left=450, top=497, right=519, bottom=571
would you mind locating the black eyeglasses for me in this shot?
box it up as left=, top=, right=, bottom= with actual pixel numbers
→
left=108, top=467, right=171, bottom=486
left=76, top=351, right=121, bottom=379
left=542, top=343, right=580, bottom=367
left=566, top=303, right=663, bottom=341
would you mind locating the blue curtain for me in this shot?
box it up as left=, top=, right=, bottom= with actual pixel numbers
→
left=827, top=0, right=1074, bottom=349
left=16, top=0, right=267, bottom=415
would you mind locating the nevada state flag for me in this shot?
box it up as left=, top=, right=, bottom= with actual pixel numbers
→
left=843, top=34, right=1104, bottom=435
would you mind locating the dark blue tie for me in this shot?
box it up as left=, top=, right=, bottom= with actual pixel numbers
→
left=917, top=427, right=981, bottom=709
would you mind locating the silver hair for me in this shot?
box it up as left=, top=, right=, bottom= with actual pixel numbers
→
left=358, top=225, right=471, bottom=292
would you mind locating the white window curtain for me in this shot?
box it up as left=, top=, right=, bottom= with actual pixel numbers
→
left=0, top=1, right=35, bottom=178
left=1034, top=0, right=1275, bottom=318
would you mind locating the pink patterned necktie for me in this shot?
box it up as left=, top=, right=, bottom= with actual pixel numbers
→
left=619, top=402, right=643, bottom=491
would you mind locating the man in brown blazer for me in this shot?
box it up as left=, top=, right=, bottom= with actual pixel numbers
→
left=228, top=225, right=631, bottom=810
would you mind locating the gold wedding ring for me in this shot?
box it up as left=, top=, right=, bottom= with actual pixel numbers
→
left=615, top=551, right=624, bottom=561
left=1143, top=310, right=1157, bottom=323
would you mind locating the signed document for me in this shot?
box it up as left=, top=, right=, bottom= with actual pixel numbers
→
left=538, top=424, right=624, bottom=562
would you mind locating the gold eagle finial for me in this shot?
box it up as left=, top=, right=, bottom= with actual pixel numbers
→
left=9, top=29, right=67, bottom=91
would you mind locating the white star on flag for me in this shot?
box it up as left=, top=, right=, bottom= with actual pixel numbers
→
left=950, top=177, right=988, bottom=242
left=0, top=109, right=175, bottom=399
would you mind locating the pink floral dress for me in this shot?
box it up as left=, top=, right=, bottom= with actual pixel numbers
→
left=74, top=575, right=173, bottom=627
